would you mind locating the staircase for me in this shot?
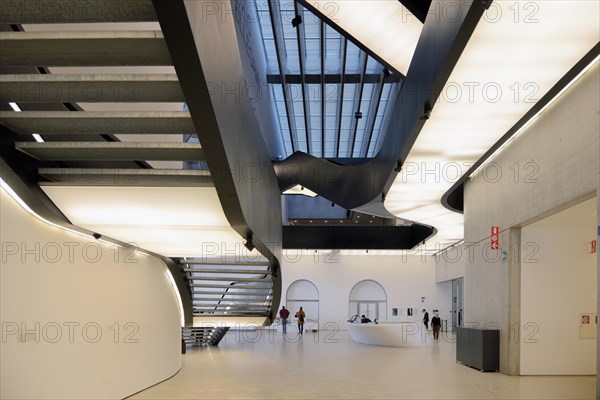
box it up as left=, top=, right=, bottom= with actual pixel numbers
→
left=180, top=259, right=273, bottom=319
left=0, top=0, right=278, bottom=347
left=182, top=326, right=230, bottom=347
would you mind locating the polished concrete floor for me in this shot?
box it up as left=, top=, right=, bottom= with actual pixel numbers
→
left=131, top=329, right=595, bottom=399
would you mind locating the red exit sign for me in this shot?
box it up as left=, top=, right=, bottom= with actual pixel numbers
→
left=491, top=226, right=499, bottom=250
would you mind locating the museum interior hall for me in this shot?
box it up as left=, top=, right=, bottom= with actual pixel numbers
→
left=0, top=0, right=598, bottom=399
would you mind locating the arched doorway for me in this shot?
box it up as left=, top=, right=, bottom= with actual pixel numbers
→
left=286, top=280, right=319, bottom=330
left=349, top=280, right=387, bottom=322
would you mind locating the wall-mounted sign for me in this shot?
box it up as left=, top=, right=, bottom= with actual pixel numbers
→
left=491, top=226, right=499, bottom=250
left=591, top=240, right=597, bottom=253
left=580, top=313, right=597, bottom=339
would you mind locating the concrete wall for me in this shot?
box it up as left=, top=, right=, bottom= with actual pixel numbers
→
left=461, top=62, right=600, bottom=374
left=0, top=187, right=182, bottom=399
left=520, top=199, right=597, bottom=375
left=279, top=253, right=452, bottom=331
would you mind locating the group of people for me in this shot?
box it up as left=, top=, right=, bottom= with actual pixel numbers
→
left=278, top=306, right=305, bottom=335
left=422, top=308, right=441, bottom=341
left=280, top=305, right=444, bottom=341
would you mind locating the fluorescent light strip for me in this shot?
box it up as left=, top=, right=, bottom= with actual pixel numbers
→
left=8, top=102, right=45, bottom=142
left=1, top=178, right=92, bottom=239
left=471, top=55, right=600, bottom=177
left=1, top=178, right=186, bottom=327
left=0, top=179, right=153, bottom=255
left=165, top=268, right=186, bottom=327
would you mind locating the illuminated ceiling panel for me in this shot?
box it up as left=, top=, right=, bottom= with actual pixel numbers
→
left=301, top=0, right=423, bottom=75
left=385, top=1, right=600, bottom=250
left=41, top=186, right=259, bottom=258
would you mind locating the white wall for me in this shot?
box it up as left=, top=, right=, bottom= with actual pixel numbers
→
left=520, top=198, right=597, bottom=375
left=280, top=253, right=452, bottom=330
left=460, top=62, right=599, bottom=374
left=0, top=188, right=182, bottom=399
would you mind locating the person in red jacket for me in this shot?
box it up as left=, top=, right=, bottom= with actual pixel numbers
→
left=279, top=306, right=290, bottom=334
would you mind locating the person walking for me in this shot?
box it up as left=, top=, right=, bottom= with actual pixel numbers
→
left=422, top=309, right=429, bottom=330
left=431, top=313, right=441, bottom=341
left=279, top=306, right=290, bottom=334
left=295, top=307, right=306, bottom=335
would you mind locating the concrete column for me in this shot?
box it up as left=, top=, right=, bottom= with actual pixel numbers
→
left=506, top=228, right=521, bottom=375
left=596, top=143, right=599, bottom=398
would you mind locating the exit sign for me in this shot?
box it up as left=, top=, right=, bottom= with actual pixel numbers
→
left=491, top=226, right=499, bottom=250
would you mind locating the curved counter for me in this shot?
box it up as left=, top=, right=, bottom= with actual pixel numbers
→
left=347, top=322, right=431, bottom=348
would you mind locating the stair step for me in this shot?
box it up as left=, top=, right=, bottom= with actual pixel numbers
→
left=183, top=268, right=270, bottom=274
left=191, top=290, right=270, bottom=296
left=189, top=283, right=272, bottom=290
left=189, top=276, right=271, bottom=283
left=180, top=260, right=270, bottom=266
left=191, top=297, right=271, bottom=302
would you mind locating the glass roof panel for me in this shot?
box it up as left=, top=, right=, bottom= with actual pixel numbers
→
left=251, top=0, right=401, bottom=159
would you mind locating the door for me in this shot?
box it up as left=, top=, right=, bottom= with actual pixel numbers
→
left=357, top=301, right=378, bottom=321
left=451, top=278, right=464, bottom=332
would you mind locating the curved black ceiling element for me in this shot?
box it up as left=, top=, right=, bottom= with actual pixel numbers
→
left=398, top=0, right=433, bottom=24
left=441, top=43, right=600, bottom=214
left=283, top=224, right=434, bottom=250
left=274, top=1, right=490, bottom=212
left=152, top=0, right=284, bottom=322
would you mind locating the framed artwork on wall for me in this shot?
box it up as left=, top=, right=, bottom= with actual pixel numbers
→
left=579, top=313, right=597, bottom=339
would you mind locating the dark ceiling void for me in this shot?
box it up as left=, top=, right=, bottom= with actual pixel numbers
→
left=398, top=0, right=433, bottom=24
left=288, top=212, right=397, bottom=226
left=282, top=224, right=434, bottom=250
left=273, top=1, right=490, bottom=213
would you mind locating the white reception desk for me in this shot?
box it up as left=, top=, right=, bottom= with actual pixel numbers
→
left=347, top=321, right=431, bottom=348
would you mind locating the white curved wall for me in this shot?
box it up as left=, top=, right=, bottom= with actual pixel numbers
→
left=0, top=188, right=182, bottom=399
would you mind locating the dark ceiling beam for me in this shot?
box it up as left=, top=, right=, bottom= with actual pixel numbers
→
left=293, top=2, right=311, bottom=154
left=361, top=70, right=385, bottom=157
left=268, top=0, right=298, bottom=152
left=347, top=51, right=368, bottom=157
left=320, top=20, right=326, bottom=158
left=0, top=0, right=157, bottom=24
left=274, top=1, right=490, bottom=212
left=398, top=0, right=432, bottom=24
left=266, top=73, right=401, bottom=84
left=0, top=74, right=184, bottom=103
left=283, top=225, right=433, bottom=249
left=334, top=37, right=347, bottom=158
left=0, top=111, right=194, bottom=135
left=0, top=30, right=171, bottom=67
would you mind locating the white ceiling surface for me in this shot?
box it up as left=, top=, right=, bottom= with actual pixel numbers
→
left=385, top=1, right=600, bottom=251
left=41, top=186, right=259, bottom=258
left=303, top=0, right=422, bottom=75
